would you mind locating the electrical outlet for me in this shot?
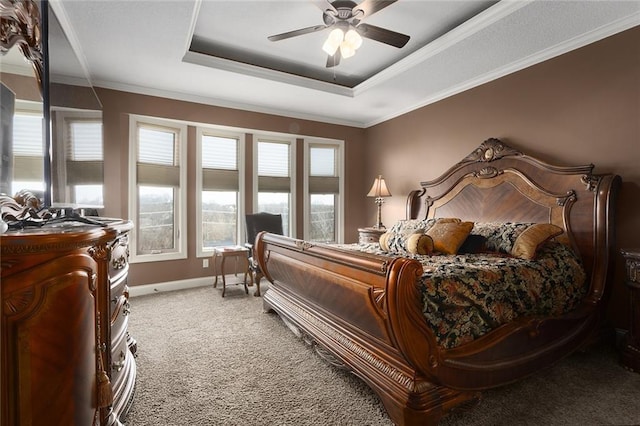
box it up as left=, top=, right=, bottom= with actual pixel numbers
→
left=203, top=258, right=209, bottom=268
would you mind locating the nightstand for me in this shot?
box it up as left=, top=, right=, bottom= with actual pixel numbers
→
left=621, top=249, right=640, bottom=373
left=358, top=227, right=386, bottom=244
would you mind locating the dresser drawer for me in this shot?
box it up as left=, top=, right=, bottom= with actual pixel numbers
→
left=111, top=294, right=130, bottom=338
left=110, top=330, right=134, bottom=396
left=109, top=234, right=130, bottom=280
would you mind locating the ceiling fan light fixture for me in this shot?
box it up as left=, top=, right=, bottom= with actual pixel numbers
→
left=344, top=28, right=362, bottom=50
left=339, top=41, right=356, bottom=59
left=322, top=28, right=344, bottom=55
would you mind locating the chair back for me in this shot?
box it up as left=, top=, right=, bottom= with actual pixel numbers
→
left=246, top=212, right=283, bottom=246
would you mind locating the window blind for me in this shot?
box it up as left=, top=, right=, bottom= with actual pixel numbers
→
left=258, top=140, right=290, bottom=192
left=13, top=113, right=44, bottom=180
left=309, top=145, right=338, bottom=194
left=65, top=119, right=103, bottom=184
left=137, top=125, right=180, bottom=186
left=201, top=134, right=238, bottom=191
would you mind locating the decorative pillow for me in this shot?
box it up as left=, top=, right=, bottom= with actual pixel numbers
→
left=458, top=234, right=487, bottom=254
left=379, top=231, right=390, bottom=251
left=404, top=233, right=434, bottom=255
left=471, top=222, right=533, bottom=254
left=380, top=219, right=432, bottom=252
left=511, top=223, right=564, bottom=259
left=380, top=218, right=461, bottom=254
left=425, top=221, right=474, bottom=254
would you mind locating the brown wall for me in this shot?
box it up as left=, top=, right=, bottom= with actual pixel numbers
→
left=364, top=26, right=640, bottom=331
left=95, top=88, right=368, bottom=287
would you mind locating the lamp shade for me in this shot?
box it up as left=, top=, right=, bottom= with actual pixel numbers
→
left=367, top=175, right=391, bottom=198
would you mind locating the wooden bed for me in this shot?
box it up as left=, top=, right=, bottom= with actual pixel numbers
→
left=255, top=138, right=621, bottom=425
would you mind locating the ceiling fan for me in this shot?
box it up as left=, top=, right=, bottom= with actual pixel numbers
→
left=267, top=0, right=410, bottom=68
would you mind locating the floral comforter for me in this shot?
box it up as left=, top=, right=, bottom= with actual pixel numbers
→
left=339, top=242, right=587, bottom=349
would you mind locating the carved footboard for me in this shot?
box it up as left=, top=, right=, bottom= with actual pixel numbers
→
left=256, top=233, right=479, bottom=425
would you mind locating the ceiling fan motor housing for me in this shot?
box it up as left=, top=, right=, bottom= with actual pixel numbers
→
left=323, top=0, right=361, bottom=25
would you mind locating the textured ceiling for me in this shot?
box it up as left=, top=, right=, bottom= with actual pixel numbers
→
left=34, top=1, right=640, bottom=127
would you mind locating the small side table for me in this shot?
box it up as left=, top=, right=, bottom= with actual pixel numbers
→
left=358, top=227, right=386, bottom=244
left=212, top=246, right=251, bottom=297
left=621, top=249, right=640, bottom=373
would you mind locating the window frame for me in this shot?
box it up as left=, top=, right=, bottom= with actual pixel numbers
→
left=303, top=138, right=345, bottom=243
left=128, top=115, right=188, bottom=263
left=196, top=126, right=246, bottom=258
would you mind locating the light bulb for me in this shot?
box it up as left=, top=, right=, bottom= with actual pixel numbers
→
left=344, top=29, right=362, bottom=50
left=322, top=28, right=344, bottom=56
left=340, top=41, right=355, bottom=59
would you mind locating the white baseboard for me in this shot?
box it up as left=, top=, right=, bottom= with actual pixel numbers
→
left=129, top=277, right=211, bottom=298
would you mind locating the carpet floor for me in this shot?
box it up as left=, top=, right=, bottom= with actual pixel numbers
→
left=124, top=284, right=640, bottom=425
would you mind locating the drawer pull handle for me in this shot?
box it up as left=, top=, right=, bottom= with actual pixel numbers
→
left=122, top=301, right=131, bottom=316
left=111, top=255, right=127, bottom=270
left=112, top=351, right=126, bottom=372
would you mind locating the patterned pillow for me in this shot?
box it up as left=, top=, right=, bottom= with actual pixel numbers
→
left=471, top=222, right=533, bottom=254
left=380, top=219, right=430, bottom=253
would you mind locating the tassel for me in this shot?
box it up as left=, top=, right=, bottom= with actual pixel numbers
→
left=97, top=369, right=113, bottom=408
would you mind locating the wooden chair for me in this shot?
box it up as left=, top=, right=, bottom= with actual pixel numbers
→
left=245, top=212, right=283, bottom=296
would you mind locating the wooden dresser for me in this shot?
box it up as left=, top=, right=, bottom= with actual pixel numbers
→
left=621, top=249, right=640, bottom=373
left=1, top=218, right=136, bottom=425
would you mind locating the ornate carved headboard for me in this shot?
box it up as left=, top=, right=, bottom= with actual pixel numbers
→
left=406, top=138, right=621, bottom=301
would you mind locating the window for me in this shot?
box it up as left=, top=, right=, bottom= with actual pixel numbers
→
left=129, top=116, right=187, bottom=262
left=255, top=137, right=294, bottom=236
left=54, top=111, right=103, bottom=205
left=304, top=139, right=344, bottom=243
left=196, top=128, right=244, bottom=255
left=11, top=108, right=44, bottom=195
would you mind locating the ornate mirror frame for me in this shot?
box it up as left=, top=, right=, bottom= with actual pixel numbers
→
left=0, top=0, right=44, bottom=89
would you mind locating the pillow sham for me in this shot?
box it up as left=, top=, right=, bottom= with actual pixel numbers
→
left=425, top=220, right=474, bottom=254
left=511, top=223, right=564, bottom=259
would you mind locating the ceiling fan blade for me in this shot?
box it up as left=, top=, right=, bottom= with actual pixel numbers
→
left=326, top=50, right=342, bottom=68
left=353, top=0, right=397, bottom=18
left=312, top=0, right=337, bottom=14
left=357, top=23, right=410, bottom=48
left=268, top=25, right=328, bottom=42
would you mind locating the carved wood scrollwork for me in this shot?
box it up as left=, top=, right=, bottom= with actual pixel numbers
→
left=472, top=166, right=501, bottom=179
left=463, top=138, right=523, bottom=163
left=0, top=0, right=43, bottom=89
left=294, top=240, right=314, bottom=250
left=89, top=244, right=109, bottom=262
left=557, top=190, right=577, bottom=207
left=581, top=174, right=600, bottom=192
left=4, top=287, right=35, bottom=315
left=370, top=287, right=387, bottom=318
